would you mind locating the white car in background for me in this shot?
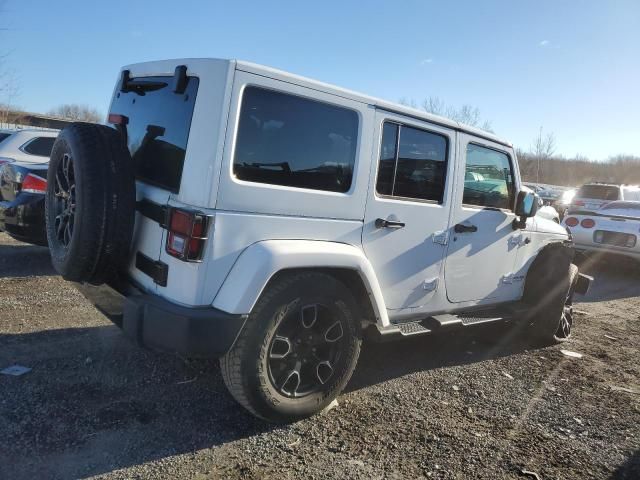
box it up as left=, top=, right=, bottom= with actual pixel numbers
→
left=0, top=129, right=59, bottom=165
left=569, top=183, right=640, bottom=212
left=563, top=201, right=640, bottom=260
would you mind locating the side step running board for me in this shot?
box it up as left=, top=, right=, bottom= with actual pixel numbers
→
left=375, top=310, right=509, bottom=339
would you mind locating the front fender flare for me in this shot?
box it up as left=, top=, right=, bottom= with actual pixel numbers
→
left=211, top=240, right=390, bottom=326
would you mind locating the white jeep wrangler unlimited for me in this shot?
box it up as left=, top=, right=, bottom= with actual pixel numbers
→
left=45, top=59, right=591, bottom=422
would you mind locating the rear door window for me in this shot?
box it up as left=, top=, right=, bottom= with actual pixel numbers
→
left=0, top=133, right=11, bottom=144
left=233, top=86, right=359, bottom=193
left=577, top=185, right=620, bottom=200
left=22, top=137, right=56, bottom=157
left=109, top=75, right=199, bottom=193
left=375, top=122, right=448, bottom=202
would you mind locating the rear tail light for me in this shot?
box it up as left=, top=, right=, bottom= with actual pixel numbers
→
left=564, top=217, right=579, bottom=227
left=107, top=113, right=129, bottom=125
left=165, top=208, right=210, bottom=261
left=580, top=218, right=595, bottom=228
left=572, top=200, right=585, bottom=207
left=21, top=173, right=48, bottom=194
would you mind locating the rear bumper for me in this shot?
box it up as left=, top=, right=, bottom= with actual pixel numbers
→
left=76, top=281, right=247, bottom=358
left=0, top=193, right=47, bottom=245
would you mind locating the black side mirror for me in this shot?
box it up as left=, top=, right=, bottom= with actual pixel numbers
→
left=513, top=190, right=539, bottom=229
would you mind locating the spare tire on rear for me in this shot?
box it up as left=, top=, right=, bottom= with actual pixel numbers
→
left=45, top=122, right=135, bottom=285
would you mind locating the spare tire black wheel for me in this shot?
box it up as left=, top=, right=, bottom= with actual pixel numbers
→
left=45, top=122, right=135, bottom=285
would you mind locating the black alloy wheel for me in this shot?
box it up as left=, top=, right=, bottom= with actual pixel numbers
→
left=52, top=153, right=76, bottom=248
left=267, top=301, right=347, bottom=398
left=220, top=272, right=362, bottom=422
left=555, top=286, right=574, bottom=340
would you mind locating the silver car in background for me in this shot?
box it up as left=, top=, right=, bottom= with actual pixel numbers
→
left=563, top=201, right=640, bottom=261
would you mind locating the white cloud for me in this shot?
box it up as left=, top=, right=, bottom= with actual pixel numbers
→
left=539, top=40, right=550, bottom=47
left=420, top=58, right=434, bottom=65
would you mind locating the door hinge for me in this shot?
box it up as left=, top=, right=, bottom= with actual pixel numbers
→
left=433, top=230, right=449, bottom=246
left=501, top=273, right=525, bottom=284
left=423, top=278, right=439, bottom=292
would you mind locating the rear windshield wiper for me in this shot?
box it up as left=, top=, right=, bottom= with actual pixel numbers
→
left=119, top=65, right=187, bottom=95
left=120, top=70, right=167, bottom=95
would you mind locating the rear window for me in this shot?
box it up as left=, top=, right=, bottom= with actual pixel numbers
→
left=22, top=137, right=56, bottom=157
left=577, top=185, right=620, bottom=200
left=109, top=75, right=199, bottom=193
left=233, top=86, right=359, bottom=193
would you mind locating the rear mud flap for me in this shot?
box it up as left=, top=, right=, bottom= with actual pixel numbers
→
left=575, top=272, right=593, bottom=295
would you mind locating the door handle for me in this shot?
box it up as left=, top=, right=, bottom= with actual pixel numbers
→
left=454, top=223, right=478, bottom=233
left=375, top=218, right=405, bottom=229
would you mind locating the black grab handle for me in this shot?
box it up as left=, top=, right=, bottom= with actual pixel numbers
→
left=454, top=223, right=478, bottom=233
left=375, top=218, right=406, bottom=229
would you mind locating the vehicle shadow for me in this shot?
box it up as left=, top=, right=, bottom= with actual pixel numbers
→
left=610, top=449, right=639, bottom=479
left=0, top=325, right=274, bottom=480
left=0, top=242, right=55, bottom=278
left=575, top=253, right=640, bottom=303
left=0, top=321, right=536, bottom=479
left=348, top=322, right=532, bottom=393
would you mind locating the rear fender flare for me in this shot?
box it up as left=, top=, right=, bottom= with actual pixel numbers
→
left=212, top=239, right=390, bottom=326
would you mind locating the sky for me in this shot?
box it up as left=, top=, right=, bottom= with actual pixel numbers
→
left=1, top=0, right=639, bottom=160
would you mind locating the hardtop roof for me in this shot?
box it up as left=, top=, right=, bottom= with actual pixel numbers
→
left=123, top=58, right=512, bottom=148
left=235, top=60, right=511, bottom=148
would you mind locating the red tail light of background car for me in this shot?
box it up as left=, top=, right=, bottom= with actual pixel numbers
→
left=580, top=218, right=596, bottom=228
left=564, top=217, right=579, bottom=227
left=21, top=173, right=48, bottom=194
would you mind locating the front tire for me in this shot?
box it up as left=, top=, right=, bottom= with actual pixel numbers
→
left=524, top=246, right=578, bottom=344
left=220, top=272, right=362, bottom=423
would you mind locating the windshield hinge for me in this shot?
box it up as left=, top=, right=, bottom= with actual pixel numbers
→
left=172, top=65, right=188, bottom=94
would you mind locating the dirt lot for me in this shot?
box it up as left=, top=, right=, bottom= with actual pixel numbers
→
left=1, top=231, right=639, bottom=480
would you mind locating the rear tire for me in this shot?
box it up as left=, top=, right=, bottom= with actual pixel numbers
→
left=45, top=123, right=135, bottom=285
left=220, top=272, right=362, bottom=423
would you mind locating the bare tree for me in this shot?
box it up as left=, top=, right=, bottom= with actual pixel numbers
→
left=48, top=104, right=102, bottom=123
left=0, top=1, right=20, bottom=128
left=406, top=96, right=494, bottom=133
left=530, top=127, right=556, bottom=183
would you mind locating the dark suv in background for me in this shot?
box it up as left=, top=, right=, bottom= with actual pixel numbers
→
left=0, top=129, right=59, bottom=245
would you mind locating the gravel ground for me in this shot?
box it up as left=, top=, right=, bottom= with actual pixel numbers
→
left=1, top=232, right=639, bottom=480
